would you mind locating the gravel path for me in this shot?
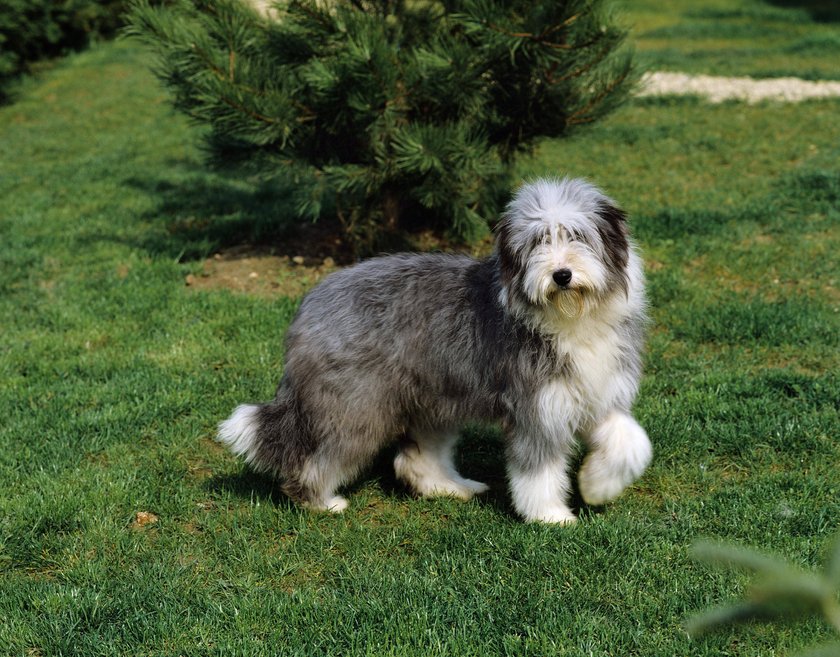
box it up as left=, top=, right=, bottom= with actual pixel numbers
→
left=638, top=71, right=840, bottom=103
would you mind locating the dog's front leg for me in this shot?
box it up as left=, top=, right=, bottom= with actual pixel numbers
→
left=578, top=410, right=652, bottom=506
left=506, top=431, right=577, bottom=524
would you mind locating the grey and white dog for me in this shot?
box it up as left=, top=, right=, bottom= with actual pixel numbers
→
left=218, top=177, right=652, bottom=523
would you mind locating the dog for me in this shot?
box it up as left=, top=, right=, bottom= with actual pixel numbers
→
left=218, top=177, right=652, bottom=523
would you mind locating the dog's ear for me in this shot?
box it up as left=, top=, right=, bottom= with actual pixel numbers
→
left=596, top=201, right=630, bottom=276
left=599, top=201, right=628, bottom=228
left=494, top=216, right=518, bottom=287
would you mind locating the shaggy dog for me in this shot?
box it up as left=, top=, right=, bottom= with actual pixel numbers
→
left=218, top=177, right=651, bottom=523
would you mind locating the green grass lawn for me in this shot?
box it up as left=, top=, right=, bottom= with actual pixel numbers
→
left=2, top=6, right=839, bottom=655
left=628, top=0, right=840, bottom=78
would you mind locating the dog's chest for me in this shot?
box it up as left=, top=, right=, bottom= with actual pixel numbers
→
left=552, top=325, right=630, bottom=415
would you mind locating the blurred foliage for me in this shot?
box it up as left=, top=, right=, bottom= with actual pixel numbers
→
left=689, top=535, right=840, bottom=656
left=0, top=0, right=130, bottom=101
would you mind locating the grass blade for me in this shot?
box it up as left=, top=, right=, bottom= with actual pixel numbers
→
left=750, top=573, right=832, bottom=610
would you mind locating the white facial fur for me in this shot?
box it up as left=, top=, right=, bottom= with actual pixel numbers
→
left=520, top=218, right=609, bottom=308
left=498, top=179, right=621, bottom=319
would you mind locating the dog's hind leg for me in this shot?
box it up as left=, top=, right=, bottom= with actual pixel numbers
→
left=291, top=425, right=392, bottom=513
left=291, top=453, right=352, bottom=513
left=394, top=429, right=489, bottom=500
left=577, top=410, right=652, bottom=506
left=218, top=392, right=357, bottom=513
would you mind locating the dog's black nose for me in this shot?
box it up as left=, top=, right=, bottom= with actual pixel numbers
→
left=553, top=268, right=573, bottom=287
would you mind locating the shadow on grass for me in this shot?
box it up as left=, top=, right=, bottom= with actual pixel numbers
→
left=124, top=165, right=476, bottom=265
left=125, top=172, right=296, bottom=261
left=206, top=457, right=596, bottom=522
left=765, top=0, right=840, bottom=21
left=125, top=169, right=353, bottom=263
left=204, top=447, right=415, bottom=511
left=205, top=470, right=294, bottom=509
left=201, top=428, right=587, bottom=521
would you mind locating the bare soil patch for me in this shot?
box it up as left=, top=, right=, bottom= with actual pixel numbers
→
left=186, top=245, right=340, bottom=298
left=186, top=229, right=494, bottom=298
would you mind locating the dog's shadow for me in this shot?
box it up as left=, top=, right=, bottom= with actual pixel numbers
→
left=204, top=469, right=296, bottom=511
left=205, top=427, right=595, bottom=520
left=203, top=446, right=452, bottom=512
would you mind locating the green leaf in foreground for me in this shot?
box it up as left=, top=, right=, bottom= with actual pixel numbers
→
left=688, top=537, right=840, bottom=655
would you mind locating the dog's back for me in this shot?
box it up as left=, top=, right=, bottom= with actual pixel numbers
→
left=285, top=253, right=514, bottom=430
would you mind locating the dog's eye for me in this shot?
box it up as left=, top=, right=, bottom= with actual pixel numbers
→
left=531, top=230, right=550, bottom=248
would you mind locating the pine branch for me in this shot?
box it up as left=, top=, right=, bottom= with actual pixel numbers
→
left=188, top=40, right=317, bottom=125
left=567, top=64, right=633, bottom=126
left=479, top=21, right=606, bottom=51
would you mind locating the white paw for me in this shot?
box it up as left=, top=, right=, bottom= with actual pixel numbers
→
left=394, top=449, right=488, bottom=501
left=526, top=506, right=578, bottom=525
left=305, top=496, right=349, bottom=513
left=579, top=412, right=652, bottom=506
left=325, top=496, right=349, bottom=513
left=578, top=458, right=629, bottom=505
left=459, top=477, right=491, bottom=496
left=417, top=477, right=489, bottom=500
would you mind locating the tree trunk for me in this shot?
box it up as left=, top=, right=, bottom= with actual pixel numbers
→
left=382, top=188, right=401, bottom=234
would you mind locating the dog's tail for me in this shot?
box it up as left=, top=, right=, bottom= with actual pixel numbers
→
left=216, top=387, right=313, bottom=481
left=217, top=403, right=266, bottom=469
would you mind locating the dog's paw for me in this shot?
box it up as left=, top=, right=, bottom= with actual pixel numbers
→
left=394, top=449, right=488, bottom=500
left=459, top=478, right=490, bottom=496
left=578, top=459, right=629, bottom=506
left=526, top=506, right=578, bottom=525
left=417, top=477, right=489, bottom=500
left=326, top=496, right=349, bottom=513
left=304, top=496, right=349, bottom=513
left=579, top=412, right=652, bottom=506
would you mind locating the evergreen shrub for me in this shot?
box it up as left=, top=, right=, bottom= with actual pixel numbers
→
left=128, top=0, right=637, bottom=249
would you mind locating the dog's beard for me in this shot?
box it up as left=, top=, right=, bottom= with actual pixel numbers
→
left=521, top=272, right=599, bottom=319
left=521, top=244, right=608, bottom=316
left=550, top=288, right=586, bottom=317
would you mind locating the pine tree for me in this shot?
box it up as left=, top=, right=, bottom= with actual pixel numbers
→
left=127, top=0, right=636, bottom=249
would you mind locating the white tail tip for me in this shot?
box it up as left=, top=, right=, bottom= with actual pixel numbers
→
left=217, top=404, right=261, bottom=461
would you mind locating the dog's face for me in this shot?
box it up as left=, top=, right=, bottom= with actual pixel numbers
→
left=496, top=179, right=630, bottom=318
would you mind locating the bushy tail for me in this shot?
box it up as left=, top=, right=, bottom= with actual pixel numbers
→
left=217, top=388, right=314, bottom=486
left=217, top=403, right=267, bottom=471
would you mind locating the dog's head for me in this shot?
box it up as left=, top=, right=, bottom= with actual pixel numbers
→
left=495, top=178, right=631, bottom=320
